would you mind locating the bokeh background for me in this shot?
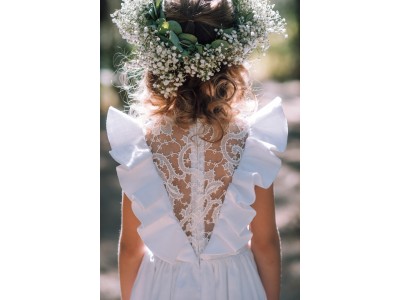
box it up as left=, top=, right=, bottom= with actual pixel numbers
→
left=100, top=0, right=299, bottom=299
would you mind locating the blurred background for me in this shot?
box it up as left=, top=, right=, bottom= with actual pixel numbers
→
left=100, top=0, right=299, bottom=299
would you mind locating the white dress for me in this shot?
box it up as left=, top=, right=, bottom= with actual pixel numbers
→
left=106, top=97, right=288, bottom=300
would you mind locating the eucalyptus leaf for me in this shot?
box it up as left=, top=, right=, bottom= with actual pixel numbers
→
left=149, top=8, right=156, bottom=20
left=196, top=45, right=204, bottom=54
left=178, top=33, right=198, bottom=44
left=159, top=7, right=165, bottom=19
left=159, top=35, right=170, bottom=45
left=223, top=27, right=234, bottom=34
left=180, top=39, right=193, bottom=48
left=159, top=0, right=165, bottom=19
left=168, top=21, right=182, bottom=35
left=211, top=40, right=230, bottom=53
left=152, top=1, right=158, bottom=18
left=169, top=31, right=184, bottom=52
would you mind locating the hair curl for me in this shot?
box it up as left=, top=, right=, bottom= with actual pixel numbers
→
left=144, top=64, right=250, bottom=141
left=128, top=0, right=252, bottom=141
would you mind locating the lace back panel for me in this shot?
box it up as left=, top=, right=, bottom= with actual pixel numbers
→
left=145, top=116, right=248, bottom=256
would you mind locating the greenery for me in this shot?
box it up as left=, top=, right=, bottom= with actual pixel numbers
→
left=101, top=0, right=299, bottom=82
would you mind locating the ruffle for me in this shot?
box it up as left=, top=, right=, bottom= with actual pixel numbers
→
left=106, top=107, right=197, bottom=264
left=202, top=97, right=288, bottom=257
left=106, top=96, right=288, bottom=262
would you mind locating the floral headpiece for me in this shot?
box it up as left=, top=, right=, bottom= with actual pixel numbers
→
left=111, top=0, right=287, bottom=99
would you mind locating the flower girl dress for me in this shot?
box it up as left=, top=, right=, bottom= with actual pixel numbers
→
left=106, top=97, right=287, bottom=300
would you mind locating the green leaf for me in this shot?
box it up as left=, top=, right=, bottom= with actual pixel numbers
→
left=211, top=40, right=230, bottom=53
left=152, top=1, right=158, bottom=18
left=178, top=33, right=198, bottom=44
left=158, top=20, right=169, bottom=35
left=159, top=8, right=165, bottom=19
left=156, top=18, right=166, bottom=25
left=180, top=39, right=193, bottom=48
left=169, top=31, right=184, bottom=52
left=159, top=0, right=165, bottom=19
left=196, top=45, right=204, bottom=54
left=149, top=8, right=156, bottom=20
left=168, top=20, right=182, bottom=35
left=223, top=27, right=234, bottom=34
left=159, top=35, right=170, bottom=45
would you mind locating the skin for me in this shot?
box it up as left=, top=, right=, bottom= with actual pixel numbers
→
left=118, top=184, right=281, bottom=300
left=118, top=193, right=145, bottom=300
left=250, top=184, right=281, bottom=300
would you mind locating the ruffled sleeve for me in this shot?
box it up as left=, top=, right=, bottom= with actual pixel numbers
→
left=107, top=107, right=148, bottom=169
left=201, top=97, right=288, bottom=258
left=240, top=96, right=288, bottom=188
left=106, top=107, right=197, bottom=264
left=106, top=98, right=288, bottom=261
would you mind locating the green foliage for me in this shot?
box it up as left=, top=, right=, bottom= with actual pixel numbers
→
left=101, top=0, right=299, bottom=81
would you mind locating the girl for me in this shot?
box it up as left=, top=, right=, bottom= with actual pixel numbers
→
left=107, top=0, right=287, bottom=299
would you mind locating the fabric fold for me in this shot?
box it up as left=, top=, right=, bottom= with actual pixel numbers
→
left=106, top=96, right=287, bottom=263
left=106, top=107, right=198, bottom=264
left=202, top=97, right=288, bottom=257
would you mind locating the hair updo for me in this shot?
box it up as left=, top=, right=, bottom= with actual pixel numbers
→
left=138, top=0, right=252, bottom=141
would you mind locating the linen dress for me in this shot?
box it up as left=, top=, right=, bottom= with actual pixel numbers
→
left=106, top=97, right=288, bottom=300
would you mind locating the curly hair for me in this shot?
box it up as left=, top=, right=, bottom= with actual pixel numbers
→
left=126, top=0, right=253, bottom=141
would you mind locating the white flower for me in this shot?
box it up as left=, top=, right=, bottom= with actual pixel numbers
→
left=111, top=0, right=286, bottom=98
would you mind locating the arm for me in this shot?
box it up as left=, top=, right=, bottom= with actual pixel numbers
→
left=119, top=193, right=146, bottom=300
left=250, top=184, right=281, bottom=300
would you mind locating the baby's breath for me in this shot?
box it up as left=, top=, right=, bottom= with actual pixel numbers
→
left=111, top=0, right=286, bottom=99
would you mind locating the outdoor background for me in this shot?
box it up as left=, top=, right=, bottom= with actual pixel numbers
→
left=100, top=0, right=300, bottom=299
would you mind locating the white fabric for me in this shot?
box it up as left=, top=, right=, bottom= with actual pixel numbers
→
left=106, top=97, right=288, bottom=300
left=144, top=114, right=248, bottom=256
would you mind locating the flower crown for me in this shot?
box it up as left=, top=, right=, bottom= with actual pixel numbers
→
left=111, top=0, right=287, bottom=99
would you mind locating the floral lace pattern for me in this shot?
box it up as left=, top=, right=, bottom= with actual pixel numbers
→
left=145, top=116, right=248, bottom=256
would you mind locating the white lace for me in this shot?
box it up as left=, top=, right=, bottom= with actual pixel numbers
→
left=145, top=116, right=249, bottom=256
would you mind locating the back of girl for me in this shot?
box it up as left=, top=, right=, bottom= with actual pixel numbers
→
left=107, top=0, right=288, bottom=299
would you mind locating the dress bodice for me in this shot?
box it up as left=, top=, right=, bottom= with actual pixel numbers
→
left=145, top=116, right=249, bottom=256
left=106, top=97, right=288, bottom=264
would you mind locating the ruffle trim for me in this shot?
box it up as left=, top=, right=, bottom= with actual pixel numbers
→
left=106, top=97, right=287, bottom=262
left=202, top=97, right=287, bottom=257
left=107, top=107, right=197, bottom=264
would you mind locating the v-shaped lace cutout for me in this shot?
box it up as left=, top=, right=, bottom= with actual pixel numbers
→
left=145, top=116, right=248, bottom=256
